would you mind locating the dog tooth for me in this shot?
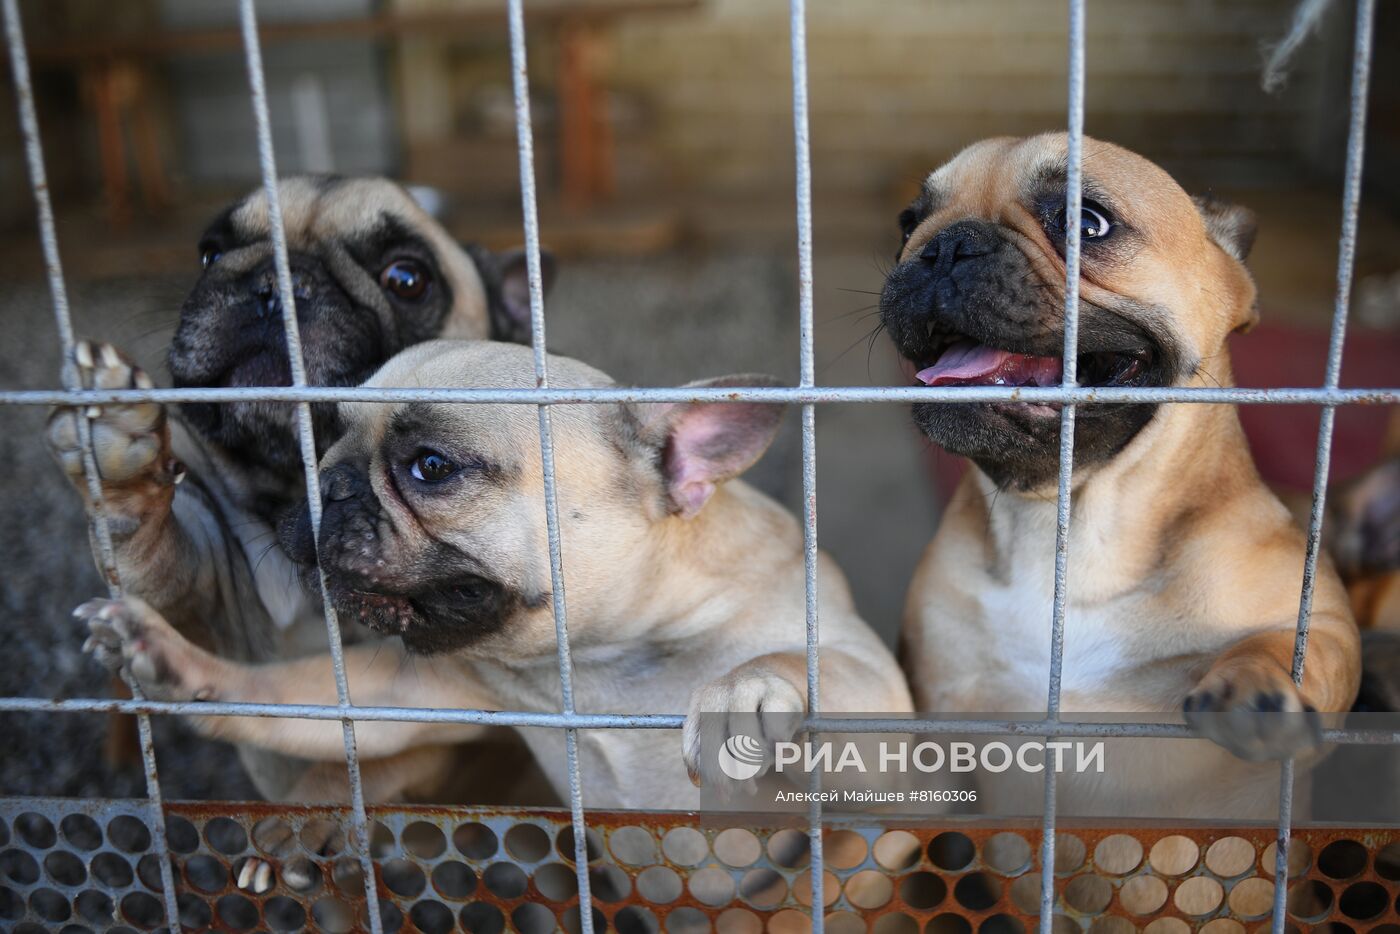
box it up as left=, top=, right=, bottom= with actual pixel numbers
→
left=85, top=406, right=103, bottom=419
left=254, top=861, right=273, bottom=893
left=99, top=344, right=121, bottom=368
left=237, top=861, right=256, bottom=890
left=74, top=342, right=94, bottom=368
left=134, top=370, right=154, bottom=389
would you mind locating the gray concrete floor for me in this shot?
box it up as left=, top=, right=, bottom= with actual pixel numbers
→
left=0, top=243, right=937, bottom=797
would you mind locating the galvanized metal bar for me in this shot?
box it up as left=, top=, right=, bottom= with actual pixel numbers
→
left=1039, top=1, right=1086, bottom=928
left=505, top=2, right=594, bottom=928
left=1, top=0, right=182, bottom=926
left=236, top=3, right=383, bottom=929
left=4, top=384, right=1395, bottom=407
left=1290, top=0, right=1374, bottom=688
left=1271, top=2, right=1374, bottom=930
left=4, top=694, right=1398, bottom=745
left=789, top=0, right=824, bottom=925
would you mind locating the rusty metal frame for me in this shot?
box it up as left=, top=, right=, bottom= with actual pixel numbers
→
left=4, top=798, right=1400, bottom=931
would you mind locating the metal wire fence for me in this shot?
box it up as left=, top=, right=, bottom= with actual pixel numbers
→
left=0, top=1, right=1395, bottom=934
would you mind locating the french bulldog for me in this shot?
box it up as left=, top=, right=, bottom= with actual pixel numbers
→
left=47, top=176, right=555, bottom=813
left=881, top=134, right=1360, bottom=818
left=76, top=339, right=913, bottom=809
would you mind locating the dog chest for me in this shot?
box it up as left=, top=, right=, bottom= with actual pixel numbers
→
left=916, top=572, right=1185, bottom=713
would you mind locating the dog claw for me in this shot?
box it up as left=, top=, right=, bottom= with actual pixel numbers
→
left=75, top=598, right=115, bottom=620
left=254, top=860, right=273, bottom=893
left=237, top=859, right=275, bottom=894
left=237, top=860, right=256, bottom=890
left=85, top=406, right=103, bottom=419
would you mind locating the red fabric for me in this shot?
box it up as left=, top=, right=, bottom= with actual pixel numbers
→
left=928, top=323, right=1398, bottom=500
left=1232, top=324, right=1397, bottom=492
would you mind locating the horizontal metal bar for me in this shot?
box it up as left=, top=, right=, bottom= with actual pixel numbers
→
left=3, top=385, right=1396, bottom=407
left=2, top=696, right=1395, bottom=745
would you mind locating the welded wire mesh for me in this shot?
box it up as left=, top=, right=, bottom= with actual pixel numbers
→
left=0, top=2, right=1394, bottom=934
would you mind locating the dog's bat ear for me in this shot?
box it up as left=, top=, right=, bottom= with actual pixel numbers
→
left=489, top=247, right=558, bottom=344
left=1192, top=194, right=1260, bottom=333
left=1191, top=194, right=1257, bottom=263
left=637, top=376, right=787, bottom=519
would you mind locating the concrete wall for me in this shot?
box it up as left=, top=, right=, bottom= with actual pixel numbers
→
left=157, top=0, right=396, bottom=183
left=603, top=0, right=1337, bottom=201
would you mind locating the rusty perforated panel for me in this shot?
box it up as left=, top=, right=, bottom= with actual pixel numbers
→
left=1, top=799, right=1398, bottom=932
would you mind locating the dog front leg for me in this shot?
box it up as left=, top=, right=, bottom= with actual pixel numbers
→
left=683, top=652, right=808, bottom=786
left=683, top=644, right=916, bottom=792
left=47, top=343, right=181, bottom=591
left=78, top=596, right=495, bottom=760
left=45, top=341, right=242, bottom=644
left=1184, top=622, right=1361, bottom=760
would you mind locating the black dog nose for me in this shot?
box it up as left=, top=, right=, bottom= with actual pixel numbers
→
left=254, top=269, right=316, bottom=319
left=920, top=220, right=997, bottom=272
left=255, top=281, right=282, bottom=318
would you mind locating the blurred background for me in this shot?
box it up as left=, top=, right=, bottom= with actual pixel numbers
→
left=0, top=0, right=1396, bottom=798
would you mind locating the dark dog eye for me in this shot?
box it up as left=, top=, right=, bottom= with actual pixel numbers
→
left=381, top=260, right=430, bottom=301
left=410, top=451, right=457, bottom=483
left=1079, top=203, right=1112, bottom=239
left=898, top=208, right=918, bottom=242
left=200, top=247, right=223, bottom=268
left=1050, top=199, right=1114, bottom=243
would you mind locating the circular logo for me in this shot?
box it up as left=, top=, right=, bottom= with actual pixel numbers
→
left=718, top=734, right=766, bottom=781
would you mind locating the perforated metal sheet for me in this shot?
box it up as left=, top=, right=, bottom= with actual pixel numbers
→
left=2, top=799, right=1398, bottom=933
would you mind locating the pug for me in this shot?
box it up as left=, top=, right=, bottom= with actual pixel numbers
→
left=47, top=176, right=554, bottom=808
left=75, top=340, right=913, bottom=809
left=881, top=134, right=1360, bottom=818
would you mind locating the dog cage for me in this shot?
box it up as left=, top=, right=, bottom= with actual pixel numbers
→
left=1, top=0, right=1397, bottom=932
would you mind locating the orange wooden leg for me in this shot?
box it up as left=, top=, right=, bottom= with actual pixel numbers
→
left=558, top=20, right=614, bottom=210
left=86, top=61, right=131, bottom=228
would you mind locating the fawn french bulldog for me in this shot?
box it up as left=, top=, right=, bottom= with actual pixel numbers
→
left=882, top=134, right=1360, bottom=817
left=78, top=340, right=913, bottom=808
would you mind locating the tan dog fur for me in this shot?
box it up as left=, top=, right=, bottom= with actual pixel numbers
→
left=892, top=135, right=1360, bottom=818
left=80, top=340, right=912, bottom=808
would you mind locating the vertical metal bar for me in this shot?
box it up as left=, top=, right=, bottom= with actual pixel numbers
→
left=1270, top=2, right=1374, bottom=930
left=1, top=1, right=182, bottom=928
left=505, top=2, right=595, bottom=929
left=788, top=0, right=824, bottom=928
left=235, top=4, right=383, bottom=931
left=1039, top=1, right=1086, bottom=929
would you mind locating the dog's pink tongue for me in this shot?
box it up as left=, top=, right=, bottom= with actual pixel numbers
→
left=915, top=340, right=1062, bottom=387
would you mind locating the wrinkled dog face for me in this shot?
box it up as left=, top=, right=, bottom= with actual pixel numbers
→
left=170, top=175, right=545, bottom=486
left=880, top=134, right=1258, bottom=490
left=279, top=340, right=785, bottom=656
